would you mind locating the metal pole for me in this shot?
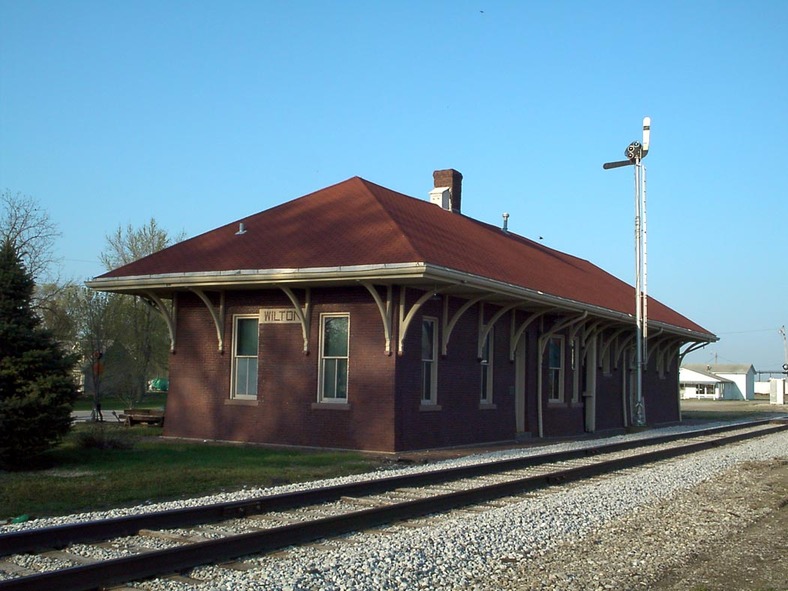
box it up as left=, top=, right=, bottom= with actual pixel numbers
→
left=633, top=156, right=645, bottom=426
left=603, top=117, right=651, bottom=427
left=642, top=164, right=648, bottom=342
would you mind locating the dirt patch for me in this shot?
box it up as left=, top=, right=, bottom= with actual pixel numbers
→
left=651, top=459, right=788, bottom=591
left=680, top=399, right=788, bottom=423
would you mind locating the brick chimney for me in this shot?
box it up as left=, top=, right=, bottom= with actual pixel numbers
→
left=432, top=169, right=463, bottom=213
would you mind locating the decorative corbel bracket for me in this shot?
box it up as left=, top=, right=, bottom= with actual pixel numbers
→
left=398, top=287, right=443, bottom=356
left=361, top=282, right=393, bottom=355
left=142, top=291, right=177, bottom=353
left=279, top=287, right=311, bottom=354
left=189, top=289, right=225, bottom=352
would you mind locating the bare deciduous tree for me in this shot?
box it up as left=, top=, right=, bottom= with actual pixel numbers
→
left=99, top=219, right=184, bottom=405
left=0, top=190, right=61, bottom=282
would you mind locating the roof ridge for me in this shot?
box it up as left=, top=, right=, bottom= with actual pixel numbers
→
left=354, top=176, right=429, bottom=261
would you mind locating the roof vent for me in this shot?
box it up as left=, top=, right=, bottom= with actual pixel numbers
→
left=235, top=223, right=247, bottom=235
left=431, top=169, right=463, bottom=213
left=502, top=212, right=509, bottom=232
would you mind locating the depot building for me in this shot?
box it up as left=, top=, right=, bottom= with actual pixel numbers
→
left=87, top=169, right=716, bottom=452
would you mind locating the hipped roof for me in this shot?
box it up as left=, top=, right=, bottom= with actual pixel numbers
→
left=89, top=176, right=714, bottom=340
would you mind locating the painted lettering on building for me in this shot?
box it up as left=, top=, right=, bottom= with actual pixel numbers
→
left=259, top=308, right=300, bottom=324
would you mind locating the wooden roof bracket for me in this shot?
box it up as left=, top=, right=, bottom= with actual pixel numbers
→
left=188, top=288, right=225, bottom=352
left=478, top=303, right=518, bottom=360
left=535, top=312, right=588, bottom=438
left=508, top=310, right=551, bottom=361
left=614, top=332, right=636, bottom=369
left=643, top=330, right=676, bottom=376
left=580, top=320, right=609, bottom=364
left=679, top=341, right=709, bottom=364
left=645, top=327, right=664, bottom=361
left=442, top=295, right=485, bottom=356
left=398, top=287, right=446, bottom=356
left=599, top=327, right=629, bottom=369
left=142, top=290, right=177, bottom=353
left=538, top=312, right=589, bottom=358
left=279, top=286, right=311, bottom=354
left=361, top=283, right=393, bottom=355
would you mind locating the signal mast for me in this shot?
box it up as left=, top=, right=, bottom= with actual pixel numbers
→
left=603, top=117, right=651, bottom=426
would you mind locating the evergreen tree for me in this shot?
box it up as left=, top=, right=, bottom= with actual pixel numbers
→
left=0, top=239, right=77, bottom=469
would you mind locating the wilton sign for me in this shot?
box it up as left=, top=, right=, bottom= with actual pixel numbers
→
left=259, top=308, right=300, bottom=324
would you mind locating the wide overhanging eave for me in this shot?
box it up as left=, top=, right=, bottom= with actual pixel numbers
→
left=85, top=262, right=716, bottom=342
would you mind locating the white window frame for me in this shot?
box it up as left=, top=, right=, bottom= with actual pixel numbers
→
left=480, top=326, right=494, bottom=404
left=231, top=315, right=259, bottom=399
left=421, top=316, right=438, bottom=405
left=318, top=313, right=350, bottom=403
left=547, top=335, right=565, bottom=402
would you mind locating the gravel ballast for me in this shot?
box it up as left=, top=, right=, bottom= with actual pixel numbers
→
left=3, top=423, right=786, bottom=590
left=173, top=431, right=786, bottom=591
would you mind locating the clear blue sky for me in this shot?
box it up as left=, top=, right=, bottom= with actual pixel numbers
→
left=1, top=1, right=786, bottom=372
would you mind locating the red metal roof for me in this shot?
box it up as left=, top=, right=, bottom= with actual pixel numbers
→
left=97, top=176, right=711, bottom=336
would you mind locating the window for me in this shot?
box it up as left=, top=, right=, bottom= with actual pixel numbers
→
left=319, top=314, right=349, bottom=402
left=421, top=317, right=438, bottom=404
left=232, top=316, right=259, bottom=398
left=480, top=327, right=493, bottom=403
left=547, top=336, right=564, bottom=402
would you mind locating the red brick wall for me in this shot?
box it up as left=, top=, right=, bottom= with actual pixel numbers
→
left=394, top=292, right=519, bottom=450
left=163, top=287, right=681, bottom=451
left=164, top=288, right=397, bottom=451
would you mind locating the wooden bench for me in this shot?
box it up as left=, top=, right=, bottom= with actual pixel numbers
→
left=121, top=408, right=165, bottom=426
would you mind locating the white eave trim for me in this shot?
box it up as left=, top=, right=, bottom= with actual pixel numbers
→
left=85, top=261, right=716, bottom=343
left=85, top=262, right=429, bottom=290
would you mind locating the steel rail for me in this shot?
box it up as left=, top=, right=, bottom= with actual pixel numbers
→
left=0, top=421, right=785, bottom=591
left=0, top=418, right=783, bottom=558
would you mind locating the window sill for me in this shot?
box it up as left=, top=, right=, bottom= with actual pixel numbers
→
left=311, top=402, right=350, bottom=410
left=419, top=404, right=442, bottom=412
left=225, top=398, right=259, bottom=406
left=478, top=403, right=497, bottom=410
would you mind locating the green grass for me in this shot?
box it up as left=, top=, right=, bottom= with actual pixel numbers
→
left=0, top=423, right=384, bottom=520
left=71, top=392, right=168, bottom=411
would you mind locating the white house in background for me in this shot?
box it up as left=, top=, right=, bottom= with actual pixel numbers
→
left=680, top=364, right=756, bottom=400
left=679, top=366, right=734, bottom=399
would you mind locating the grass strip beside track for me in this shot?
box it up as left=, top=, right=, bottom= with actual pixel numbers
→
left=0, top=424, right=382, bottom=520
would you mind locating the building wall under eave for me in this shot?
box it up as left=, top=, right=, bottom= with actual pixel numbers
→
left=393, top=293, right=521, bottom=450
left=163, top=288, right=398, bottom=451
left=643, top=357, right=681, bottom=425
left=162, top=286, right=683, bottom=451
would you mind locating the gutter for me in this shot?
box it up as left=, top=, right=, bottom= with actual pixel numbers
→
left=85, top=261, right=716, bottom=342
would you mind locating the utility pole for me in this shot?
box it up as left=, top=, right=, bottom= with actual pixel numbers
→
left=603, top=117, right=651, bottom=426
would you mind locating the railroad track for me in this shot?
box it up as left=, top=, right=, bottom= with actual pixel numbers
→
left=1, top=419, right=786, bottom=591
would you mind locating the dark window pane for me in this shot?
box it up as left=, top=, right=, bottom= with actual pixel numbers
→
left=422, top=320, right=434, bottom=360
left=236, top=318, right=259, bottom=356
left=324, top=316, right=349, bottom=357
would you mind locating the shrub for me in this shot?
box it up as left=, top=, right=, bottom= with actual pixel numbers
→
left=75, top=424, right=136, bottom=450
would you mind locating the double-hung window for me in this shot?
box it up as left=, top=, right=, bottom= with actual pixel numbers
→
left=421, top=317, right=438, bottom=405
left=547, top=335, right=564, bottom=402
left=319, top=314, right=349, bottom=402
left=480, top=327, right=494, bottom=404
left=232, top=316, right=259, bottom=398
